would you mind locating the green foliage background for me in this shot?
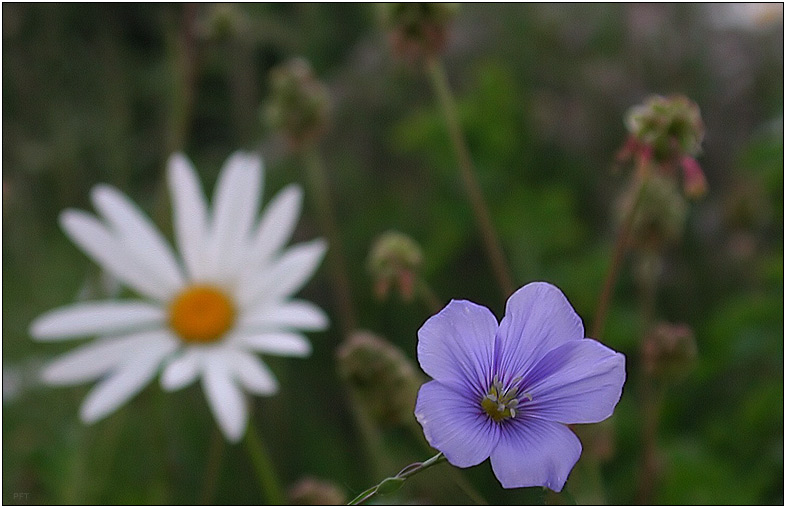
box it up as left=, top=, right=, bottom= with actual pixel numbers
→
left=3, top=4, right=783, bottom=505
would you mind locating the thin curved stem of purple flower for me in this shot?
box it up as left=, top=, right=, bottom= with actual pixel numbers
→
left=426, top=56, right=516, bottom=301
left=591, top=175, right=650, bottom=341
left=348, top=452, right=446, bottom=505
left=244, top=416, right=285, bottom=505
left=301, top=144, right=358, bottom=337
left=404, top=418, right=488, bottom=505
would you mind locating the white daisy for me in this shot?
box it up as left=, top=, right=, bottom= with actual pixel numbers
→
left=30, top=151, right=328, bottom=442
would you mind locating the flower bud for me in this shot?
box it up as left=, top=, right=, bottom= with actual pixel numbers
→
left=378, top=3, right=459, bottom=63
left=622, top=95, right=708, bottom=198
left=288, top=477, right=346, bottom=505
left=622, top=173, right=688, bottom=252
left=367, top=231, right=424, bottom=302
left=201, top=4, right=245, bottom=41
left=641, top=322, right=698, bottom=380
left=263, top=58, right=331, bottom=148
left=336, top=331, right=421, bottom=426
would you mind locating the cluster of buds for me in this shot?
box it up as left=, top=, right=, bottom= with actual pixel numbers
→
left=618, top=95, right=708, bottom=199
left=336, top=331, right=421, bottom=426
left=263, top=58, right=331, bottom=148
left=641, top=322, right=698, bottom=381
left=378, top=3, right=459, bottom=64
left=367, top=230, right=424, bottom=302
left=288, top=477, right=346, bottom=505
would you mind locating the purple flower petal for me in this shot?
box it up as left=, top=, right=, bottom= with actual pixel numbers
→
left=490, top=417, right=581, bottom=491
left=494, top=282, right=584, bottom=384
left=417, top=300, right=497, bottom=395
left=523, top=339, right=626, bottom=424
left=415, top=380, right=500, bottom=468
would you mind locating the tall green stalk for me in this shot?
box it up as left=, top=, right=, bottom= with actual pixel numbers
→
left=301, top=144, right=358, bottom=337
left=244, top=416, right=286, bottom=505
left=426, top=57, right=516, bottom=301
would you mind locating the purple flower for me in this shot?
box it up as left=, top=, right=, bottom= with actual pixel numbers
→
left=414, top=282, right=626, bottom=492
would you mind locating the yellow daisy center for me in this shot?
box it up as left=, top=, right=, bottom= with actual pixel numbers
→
left=168, top=285, right=235, bottom=343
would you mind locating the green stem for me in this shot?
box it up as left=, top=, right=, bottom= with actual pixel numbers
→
left=348, top=453, right=447, bottom=505
left=301, top=144, right=358, bottom=337
left=405, top=419, right=487, bottom=505
left=244, top=417, right=286, bottom=505
left=345, top=388, right=390, bottom=479
left=635, top=252, right=663, bottom=504
left=426, top=57, right=515, bottom=301
left=590, top=176, right=649, bottom=341
left=199, top=427, right=225, bottom=505
left=415, top=278, right=444, bottom=315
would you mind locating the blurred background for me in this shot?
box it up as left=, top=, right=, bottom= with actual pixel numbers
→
left=3, top=3, right=783, bottom=505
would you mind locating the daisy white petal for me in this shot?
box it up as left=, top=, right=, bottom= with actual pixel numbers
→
left=79, top=332, right=178, bottom=423
left=91, top=185, right=185, bottom=293
left=168, top=153, right=209, bottom=280
left=243, top=184, right=303, bottom=271
left=237, top=239, right=327, bottom=307
left=41, top=331, right=168, bottom=385
left=160, top=348, right=203, bottom=391
left=202, top=355, right=248, bottom=442
left=204, top=152, right=262, bottom=281
left=239, top=332, right=312, bottom=357
left=60, top=210, right=172, bottom=301
left=231, top=351, right=279, bottom=395
left=30, top=301, right=165, bottom=341
left=241, top=299, right=328, bottom=332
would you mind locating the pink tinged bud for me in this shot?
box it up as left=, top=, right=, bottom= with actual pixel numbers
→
left=681, top=156, right=708, bottom=198
left=398, top=269, right=416, bottom=301
left=374, top=277, right=391, bottom=301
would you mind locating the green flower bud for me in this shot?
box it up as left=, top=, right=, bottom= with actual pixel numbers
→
left=378, top=3, right=459, bottom=63
left=336, top=331, right=421, bottom=426
left=263, top=58, right=330, bottom=148
left=288, top=477, right=346, bottom=505
left=367, top=230, right=423, bottom=301
left=641, top=322, right=697, bottom=380
left=622, top=173, right=688, bottom=252
left=201, top=4, right=245, bottom=41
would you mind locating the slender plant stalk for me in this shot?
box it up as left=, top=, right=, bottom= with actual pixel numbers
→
left=165, top=3, right=198, bottom=154
left=635, top=253, right=662, bottom=504
left=415, top=278, right=444, bottom=315
left=345, top=388, right=391, bottom=479
left=199, top=427, right=225, bottom=504
left=244, top=416, right=286, bottom=505
left=301, top=144, right=358, bottom=337
left=348, top=453, right=447, bottom=505
left=636, top=375, right=664, bottom=504
left=426, top=57, right=515, bottom=300
left=590, top=176, right=649, bottom=340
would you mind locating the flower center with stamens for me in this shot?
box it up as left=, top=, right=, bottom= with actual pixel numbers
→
left=481, top=376, right=530, bottom=423
left=169, top=285, right=235, bottom=343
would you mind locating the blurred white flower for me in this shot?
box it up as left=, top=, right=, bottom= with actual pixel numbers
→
left=30, top=152, right=328, bottom=442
